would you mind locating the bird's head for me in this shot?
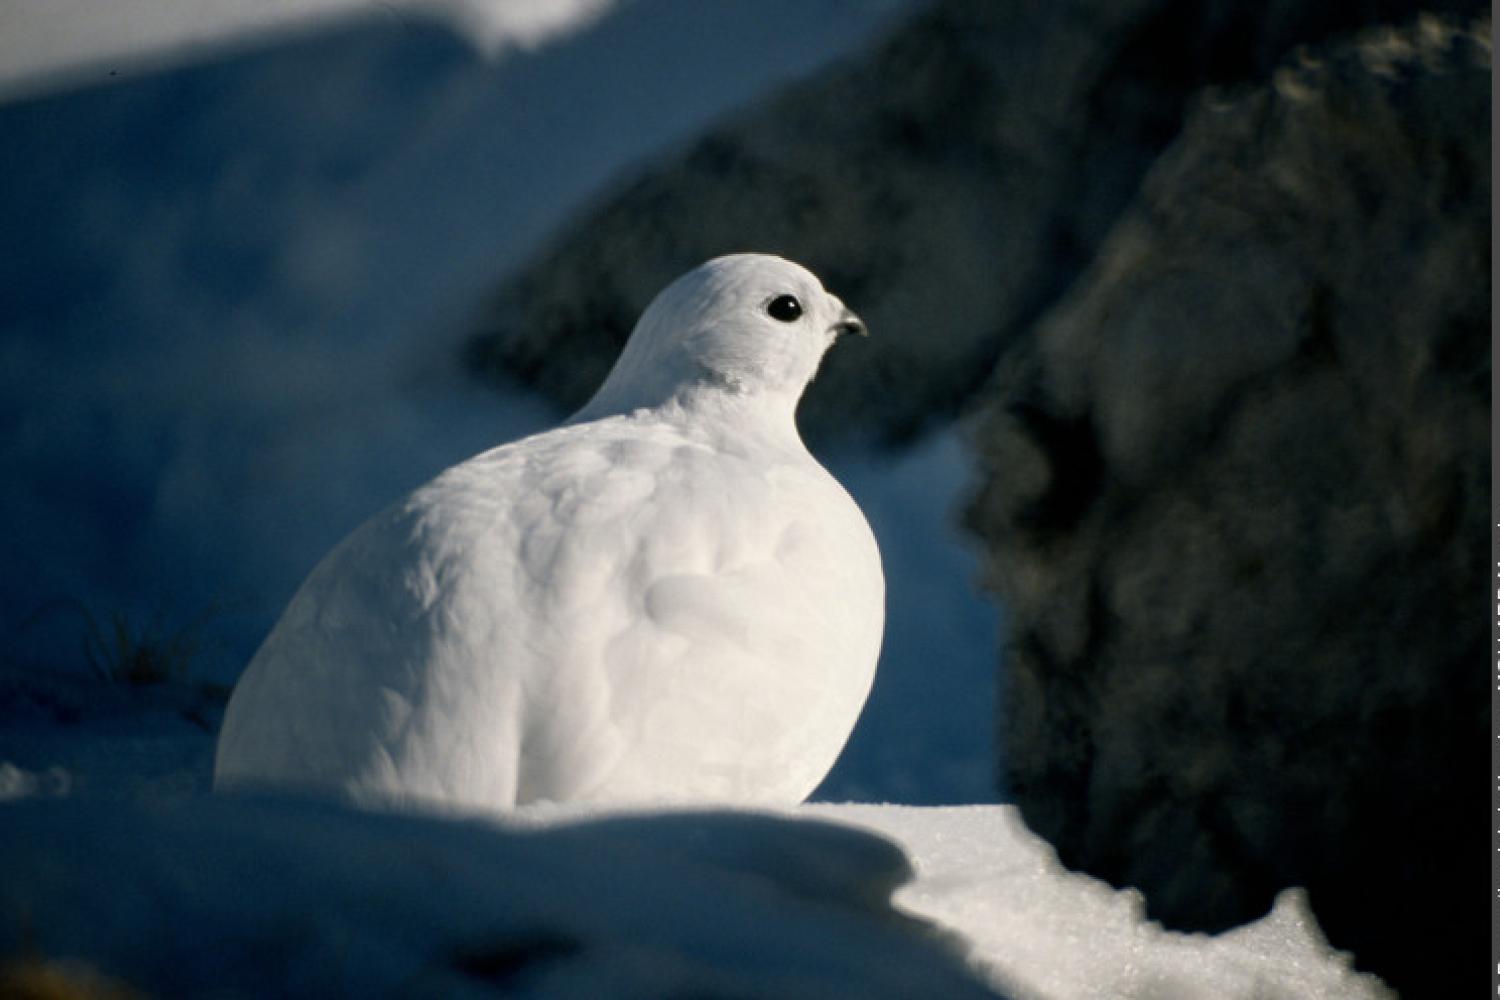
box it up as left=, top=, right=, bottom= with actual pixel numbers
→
left=574, top=254, right=866, bottom=422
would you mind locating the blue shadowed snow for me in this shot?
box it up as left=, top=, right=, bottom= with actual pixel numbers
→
left=817, top=431, right=1002, bottom=804
left=0, top=0, right=999, bottom=804
left=0, top=10, right=1406, bottom=996
left=0, top=1, right=922, bottom=674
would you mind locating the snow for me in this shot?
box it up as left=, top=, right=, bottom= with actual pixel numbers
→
left=0, top=0, right=619, bottom=101
left=0, top=793, right=997, bottom=998
left=0, top=0, right=995, bottom=806
left=0, top=0, right=925, bottom=683
left=0, top=5, right=1393, bottom=996
left=819, top=431, right=1000, bottom=803
left=0, top=739, right=1390, bottom=998
left=0, top=670, right=1390, bottom=998
left=803, top=805, right=1393, bottom=1000
left=0, top=667, right=221, bottom=801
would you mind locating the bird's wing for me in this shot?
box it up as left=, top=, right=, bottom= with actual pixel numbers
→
left=506, top=424, right=885, bottom=804
left=214, top=430, right=550, bottom=805
left=218, top=417, right=882, bottom=808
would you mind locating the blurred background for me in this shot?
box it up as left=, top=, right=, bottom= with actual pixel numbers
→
left=0, top=0, right=1001, bottom=807
left=0, top=1, right=1489, bottom=996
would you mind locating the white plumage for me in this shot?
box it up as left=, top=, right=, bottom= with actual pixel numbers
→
left=214, top=254, right=884, bottom=809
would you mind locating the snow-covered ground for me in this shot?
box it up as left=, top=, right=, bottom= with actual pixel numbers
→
left=0, top=669, right=1390, bottom=998
left=810, top=806, right=1391, bottom=1000
left=0, top=6, right=1392, bottom=996
left=1, top=792, right=999, bottom=999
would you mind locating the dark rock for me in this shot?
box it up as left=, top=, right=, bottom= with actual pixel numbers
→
left=964, top=14, right=1490, bottom=997
left=464, top=0, right=1485, bottom=447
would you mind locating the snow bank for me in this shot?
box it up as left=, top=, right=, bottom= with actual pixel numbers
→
left=0, top=794, right=995, bottom=998
left=0, top=790, right=1392, bottom=998
left=0, top=669, right=1390, bottom=998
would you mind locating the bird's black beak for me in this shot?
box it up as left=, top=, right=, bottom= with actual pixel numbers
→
left=831, top=309, right=868, bottom=339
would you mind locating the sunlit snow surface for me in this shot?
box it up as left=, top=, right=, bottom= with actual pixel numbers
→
left=802, top=805, right=1392, bottom=1000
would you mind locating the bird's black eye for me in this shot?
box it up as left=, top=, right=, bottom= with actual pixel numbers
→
left=766, top=294, right=803, bottom=323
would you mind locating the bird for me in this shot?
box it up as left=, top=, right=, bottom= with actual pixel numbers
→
left=214, top=254, right=884, bottom=811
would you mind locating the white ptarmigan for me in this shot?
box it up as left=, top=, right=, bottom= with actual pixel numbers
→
left=214, top=254, right=884, bottom=810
